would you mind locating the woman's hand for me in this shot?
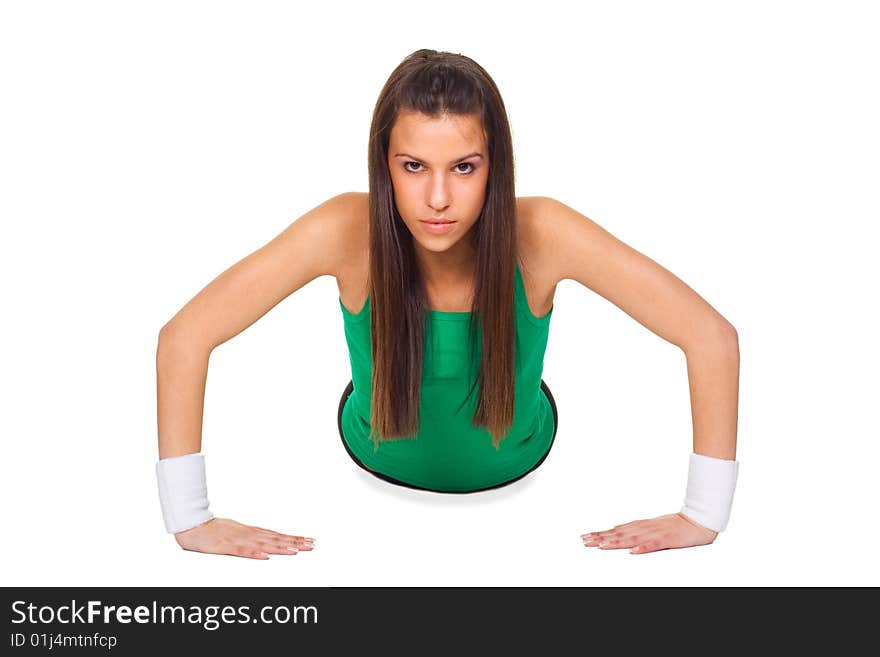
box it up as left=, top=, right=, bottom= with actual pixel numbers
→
left=174, top=518, right=316, bottom=560
left=581, top=512, right=718, bottom=554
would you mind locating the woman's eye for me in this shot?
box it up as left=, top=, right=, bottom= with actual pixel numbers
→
left=403, top=161, right=475, bottom=174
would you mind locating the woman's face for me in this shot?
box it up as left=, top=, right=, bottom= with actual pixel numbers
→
left=387, top=110, right=490, bottom=259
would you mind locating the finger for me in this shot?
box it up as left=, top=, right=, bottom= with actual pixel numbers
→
left=580, top=529, right=610, bottom=538
left=582, top=529, right=619, bottom=542
left=232, top=545, right=270, bottom=560
left=581, top=523, right=640, bottom=539
left=630, top=540, right=668, bottom=555
left=262, top=543, right=300, bottom=555
left=582, top=525, right=626, bottom=537
left=596, top=536, right=636, bottom=550
left=583, top=533, right=625, bottom=547
left=276, top=533, right=316, bottom=544
left=580, top=532, right=610, bottom=541
left=266, top=538, right=309, bottom=553
left=272, top=536, right=315, bottom=548
left=251, top=526, right=316, bottom=541
left=240, top=540, right=279, bottom=557
left=253, top=530, right=316, bottom=547
left=255, top=538, right=300, bottom=552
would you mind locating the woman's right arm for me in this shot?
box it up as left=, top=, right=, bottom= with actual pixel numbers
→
left=155, top=191, right=360, bottom=559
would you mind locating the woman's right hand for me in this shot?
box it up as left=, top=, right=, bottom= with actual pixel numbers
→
left=173, top=517, right=316, bottom=559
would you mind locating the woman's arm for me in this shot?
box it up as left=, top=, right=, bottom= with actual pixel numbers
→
left=536, top=196, right=739, bottom=553
left=156, top=335, right=211, bottom=460
left=154, top=191, right=359, bottom=558
left=683, top=326, right=739, bottom=461
left=539, top=195, right=738, bottom=456
left=156, top=191, right=359, bottom=457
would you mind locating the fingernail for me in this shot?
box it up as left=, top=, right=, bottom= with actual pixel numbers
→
left=287, top=546, right=299, bottom=552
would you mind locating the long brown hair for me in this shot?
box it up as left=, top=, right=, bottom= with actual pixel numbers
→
left=367, top=49, right=517, bottom=451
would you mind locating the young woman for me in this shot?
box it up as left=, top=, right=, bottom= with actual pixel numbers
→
left=155, top=49, right=740, bottom=559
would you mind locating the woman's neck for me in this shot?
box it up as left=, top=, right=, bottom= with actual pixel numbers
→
left=416, top=242, right=476, bottom=290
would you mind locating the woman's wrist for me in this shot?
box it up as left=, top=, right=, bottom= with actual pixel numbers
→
left=155, top=452, right=214, bottom=534
left=679, top=452, right=739, bottom=533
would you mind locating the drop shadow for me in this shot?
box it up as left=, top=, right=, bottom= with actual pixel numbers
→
left=349, top=465, right=540, bottom=508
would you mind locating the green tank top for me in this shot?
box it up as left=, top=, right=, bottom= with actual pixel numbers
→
left=338, top=260, right=554, bottom=492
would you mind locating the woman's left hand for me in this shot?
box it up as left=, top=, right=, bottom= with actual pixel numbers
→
left=581, top=512, right=718, bottom=554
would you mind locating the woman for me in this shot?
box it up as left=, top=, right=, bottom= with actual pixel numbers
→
left=155, top=49, right=740, bottom=559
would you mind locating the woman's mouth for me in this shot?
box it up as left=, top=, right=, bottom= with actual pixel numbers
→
left=420, top=220, right=457, bottom=235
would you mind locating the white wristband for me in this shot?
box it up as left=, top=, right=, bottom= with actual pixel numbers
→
left=679, top=452, right=739, bottom=533
left=156, top=453, right=215, bottom=534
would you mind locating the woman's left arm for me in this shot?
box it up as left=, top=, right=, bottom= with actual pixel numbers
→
left=535, top=196, right=739, bottom=554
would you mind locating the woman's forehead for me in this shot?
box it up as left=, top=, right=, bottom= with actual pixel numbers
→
left=390, top=111, right=486, bottom=154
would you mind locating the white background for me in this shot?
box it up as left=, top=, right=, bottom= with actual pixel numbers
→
left=1, top=0, right=877, bottom=587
